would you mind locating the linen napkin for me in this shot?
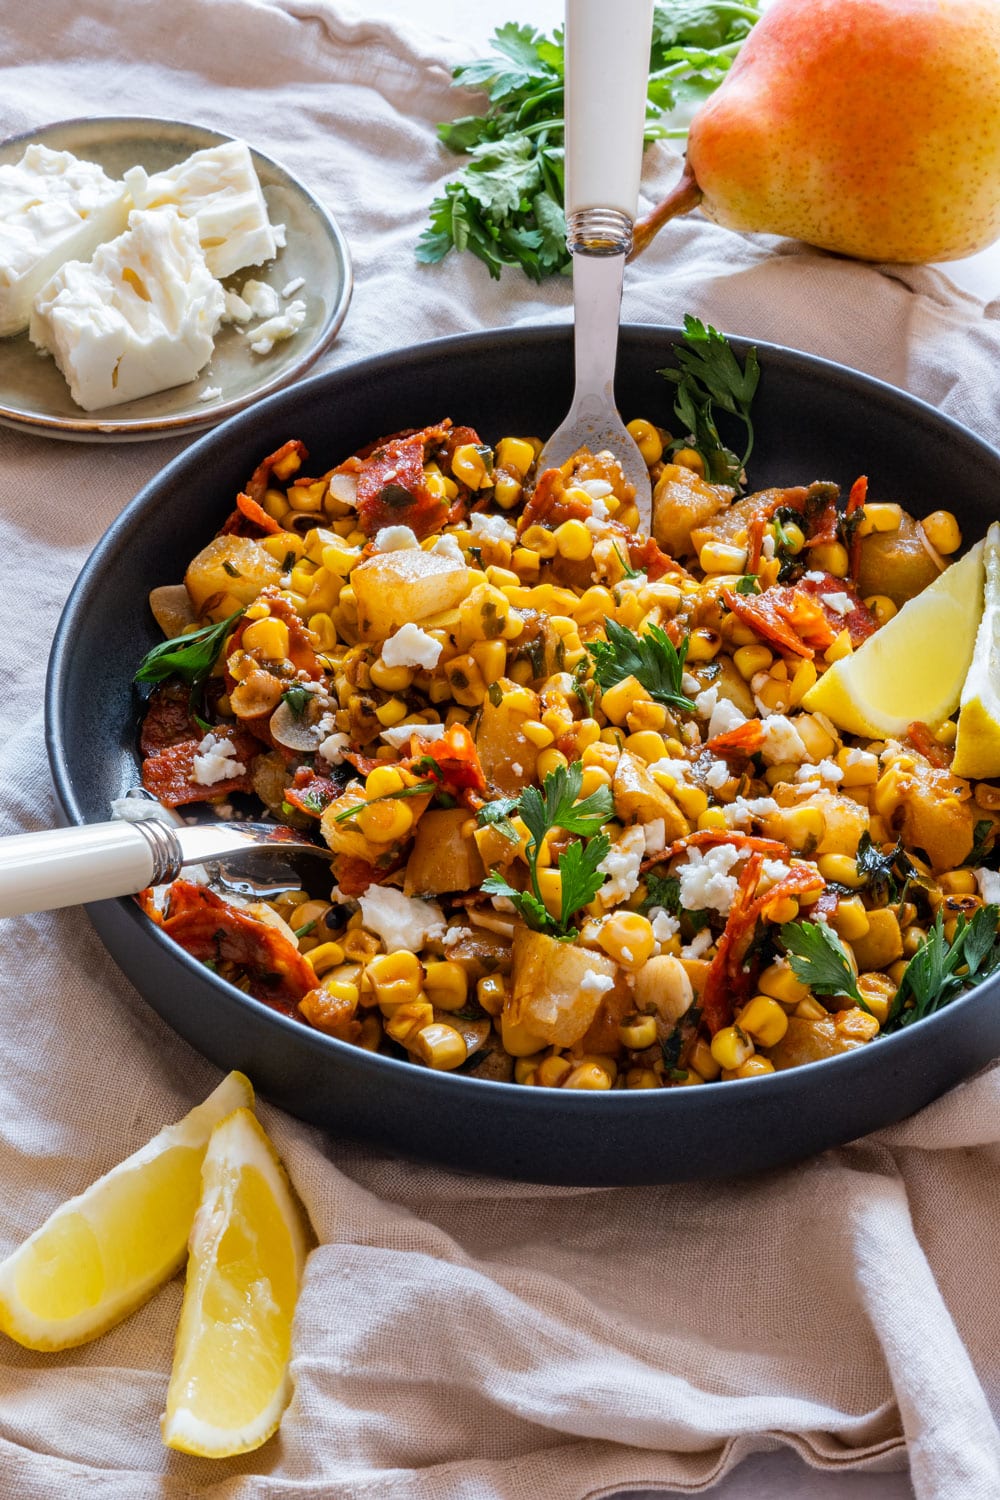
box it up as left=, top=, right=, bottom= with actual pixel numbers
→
left=2, top=2, right=1000, bottom=1497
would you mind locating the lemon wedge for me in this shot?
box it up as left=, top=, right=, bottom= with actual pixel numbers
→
left=801, top=539, right=985, bottom=737
left=953, top=523, right=1000, bottom=777
left=161, top=1107, right=309, bottom=1458
left=0, top=1071, right=253, bottom=1351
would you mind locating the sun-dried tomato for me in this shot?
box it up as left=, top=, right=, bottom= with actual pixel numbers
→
left=356, top=430, right=450, bottom=539
left=403, top=722, right=487, bottom=797
left=706, top=720, right=767, bottom=758
left=141, top=726, right=260, bottom=807
left=218, top=491, right=283, bottom=538
left=159, top=879, right=316, bottom=1011
left=723, top=585, right=836, bottom=658
left=797, top=570, right=876, bottom=647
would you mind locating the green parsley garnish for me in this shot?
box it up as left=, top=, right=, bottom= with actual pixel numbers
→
left=134, top=608, right=244, bottom=718
left=658, top=314, right=760, bottom=490
left=855, top=832, right=915, bottom=906
left=884, top=905, right=1000, bottom=1031
left=734, top=573, right=759, bottom=595
left=281, top=683, right=313, bottom=716
left=417, top=7, right=760, bottom=282
left=476, top=795, right=521, bottom=844
left=330, top=779, right=440, bottom=824
left=780, top=920, right=865, bottom=1009
left=588, top=617, right=695, bottom=714
left=965, top=818, right=996, bottom=869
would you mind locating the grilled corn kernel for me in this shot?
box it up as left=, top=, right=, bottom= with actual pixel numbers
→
left=598, top=912, right=655, bottom=969
left=625, top=1067, right=661, bottom=1089
left=686, top=627, right=722, bottom=662
left=817, top=852, right=864, bottom=888
left=758, top=959, right=809, bottom=1007
left=365, top=766, right=404, bottom=800
left=698, top=807, right=729, bottom=832
left=520, top=524, right=558, bottom=558
left=536, top=748, right=570, bottom=780
left=310, top=613, right=337, bottom=651
left=700, top=541, right=748, bottom=574
left=860, top=501, right=902, bottom=534
left=824, top=628, right=853, bottom=664
left=496, top=437, right=535, bottom=478
left=921, top=510, right=961, bottom=555
left=358, top=796, right=414, bottom=844
left=935, top=719, right=958, bottom=746
left=756, top=678, right=792, bottom=714
left=423, top=960, right=468, bottom=1011
left=778, top=520, right=805, bottom=554
left=733, top=644, right=773, bottom=680
left=723, top=1056, right=776, bottom=1081
left=308, top=941, right=347, bottom=976
left=710, top=1025, right=755, bottom=1071
left=599, top=675, right=648, bottom=725
left=625, top=730, right=668, bottom=763
left=689, top=1037, right=721, bottom=1081
left=811, top=541, right=850, bottom=576
left=452, top=443, right=490, bottom=489
left=625, top=418, right=664, bottom=466
left=793, top=995, right=828, bottom=1021
left=835, top=747, right=879, bottom=786
left=857, top=972, right=896, bottom=1025
left=829, top=896, right=871, bottom=942
left=737, top=995, right=789, bottom=1047
left=413, top=1022, right=468, bottom=1069
left=673, top=446, right=705, bottom=476
left=579, top=765, right=613, bottom=799
left=563, top=1062, right=613, bottom=1091
left=618, top=1013, right=658, bottom=1049
left=776, top=805, right=826, bottom=854
left=385, top=1001, right=435, bottom=1047
left=514, top=1056, right=542, bottom=1084
left=502, top=1012, right=549, bottom=1057
left=536, top=1054, right=572, bottom=1088
left=374, top=697, right=409, bottom=728
left=939, top=869, right=978, bottom=895
left=368, top=951, right=422, bottom=1009
left=788, top=658, right=818, bottom=706
left=864, top=594, right=897, bottom=627
left=494, top=472, right=523, bottom=509
left=627, top=700, right=669, bottom=732
left=242, top=617, right=290, bottom=661
left=471, top=639, right=508, bottom=683
left=370, top=659, right=415, bottom=692
left=554, top=519, right=593, bottom=560
left=447, top=655, right=487, bottom=707
left=477, top=974, right=507, bottom=1016
left=536, top=867, right=563, bottom=920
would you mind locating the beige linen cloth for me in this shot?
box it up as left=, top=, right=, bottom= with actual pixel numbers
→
left=3, top=2, right=1000, bottom=1497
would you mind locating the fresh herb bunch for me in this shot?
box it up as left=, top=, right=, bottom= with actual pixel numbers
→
left=134, top=609, right=245, bottom=722
left=417, top=4, right=760, bottom=282
left=658, top=314, right=760, bottom=490
left=588, top=617, right=695, bottom=713
left=885, top=906, right=1000, bottom=1031
left=481, top=761, right=614, bottom=938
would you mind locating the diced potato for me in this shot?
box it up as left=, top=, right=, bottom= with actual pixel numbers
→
left=765, top=787, right=868, bottom=857
left=475, top=684, right=540, bottom=796
left=184, top=535, right=283, bottom=614
left=696, top=656, right=756, bottom=719
left=893, top=762, right=975, bottom=872
left=652, top=464, right=733, bottom=559
left=403, top=807, right=485, bottom=896
left=353, top=551, right=472, bottom=640
left=507, top=928, right=620, bottom=1048
left=856, top=514, right=940, bottom=606
left=766, top=1014, right=867, bottom=1069
left=850, top=909, right=903, bottom=972
left=613, top=750, right=691, bottom=840
left=689, top=486, right=781, bottom=556
left=149, top=583, right=196, bottom=639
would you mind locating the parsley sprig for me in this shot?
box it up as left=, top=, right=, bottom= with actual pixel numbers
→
left=658, top=315, right=760, bottom=490
left=134, top=609, right=244, bottom=721
left=417, top=7, right=760, bottom=282
left=780, top=920, right=865, bottom=1008
left=588, top=618, right=695, bottom=714
left=481, top=761, right=614, bottom=938
left=885, top=906, right=1000, bottom=1031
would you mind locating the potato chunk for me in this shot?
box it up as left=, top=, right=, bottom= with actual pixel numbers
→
left=508, top=929, right=621, bottom=1048
left=856, top=514, right=940, bottom=606
left=404, top=807, right=485, bottom=896
left=652, top=464, right=732, bottom=559
left=353, top=551, right=472, bottom=640
left=766, top=1013, right=867, bottom=1070
left=184, top=535, right=282, bottom=615
left=475, top=684, right=540, bottom=795
left=613, top=750, right=690, bottom=840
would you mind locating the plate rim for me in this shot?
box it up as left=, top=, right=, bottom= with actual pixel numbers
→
left=0, top=113, right=353, bottom=441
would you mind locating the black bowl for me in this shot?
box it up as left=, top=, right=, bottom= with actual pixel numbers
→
left=45, top=325, right=1000, bottom=1185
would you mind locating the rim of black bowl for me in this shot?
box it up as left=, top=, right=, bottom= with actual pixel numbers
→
left=43, top=323, right=1000, bottom=1130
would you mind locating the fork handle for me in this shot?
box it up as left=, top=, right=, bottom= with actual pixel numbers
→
left=0, top=821, right=182, bottom=918
left=564, top=0, right=655, bottom=228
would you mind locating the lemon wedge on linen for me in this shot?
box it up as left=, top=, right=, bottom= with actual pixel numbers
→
left=802, top=538, right=985, bottom=737
left=0, top=1071, right=253, bottom=1351
left=953, top=523, right=1000, bottom=777
left=161, top=1107, right=309, bottom=1458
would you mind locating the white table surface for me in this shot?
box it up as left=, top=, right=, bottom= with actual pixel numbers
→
left=339, top=1, right=994, bottom=1495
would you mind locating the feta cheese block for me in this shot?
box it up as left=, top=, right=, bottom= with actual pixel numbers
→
left=30, top=208, right=226, bottom=410
left=124, top=140, right=277, bottom=279
left=0, top=144, right=130, bottom=337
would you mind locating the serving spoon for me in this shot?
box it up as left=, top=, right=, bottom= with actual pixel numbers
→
left=537, top=0, right=655, bottom=533
left=0, top=812, right=333, bottom=919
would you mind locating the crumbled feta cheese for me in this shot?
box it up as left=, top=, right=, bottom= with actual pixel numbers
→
left=359, top=886, right=446, bottom=952
left=238, top=277, right=280, bottom=319
left=759, top=858, right=792, bottom=891
left=468, top=511, right=517, bottom=544
left=443, top=925, right=466, bottom=947
left=650, top=908, right=680, bottom=946
left=649, top=757, right=694, bottom=786
left=381, top=622, right=442, bottom=671
left=705, top=759, right=731, bottom=790
left=677, top=842, right=742, bottom=915
left=579, top=478, right=613, bottom=500
left=374, top=525, right=420, bottom=552
left=431, top=532, right=465, bottom=564
left=682, top=673, right=701, bottom=697
left=620, top=946, right=634, bottom=964
left=191, top=732, right=246, bottom=786
left=248, top=297, right=306, bottom=354
left=110, top=794, right=172, bottom=824
left=124, top=140, right=277, bottom=279
left=199, top=385, right=222, bottom=401
left=380, top=722, right=445, bottom=748
left=597, top=826, right=645, bottom=905
left=31, top=208, right=225, bottom=410
left=318, top=731, right=350, bottom=765
left=803, top=570, right=826, bottom=583
left=222, top=288, right=253, bottom=324
left=0, top=144, right=130, bottom=336
left=759, top=715, right=810, bottom=765
left=845, top=748, right=878, bottom=772
left=796, top=757, right=843, bottom=784
left=579, top=968, right=615, bottom=997
left=975, top=868, right=1000, bottom=905
left=615, top=572, right=648, bottom=594
left=823, top=591, right=854, bottom=616
left=643, top=818, right=667, bottom=855
left=281, top=276, right=305, bottom=297
left=723, top=795, right=779, bottom=829
left=682, top=929, right=714, bottom=960
left=511, top=762, right=524, bottom=777
left=589, top=494, right=610, bottom=520
left=708, top=696, right=748, bottom=740
left=761, top=532, right=776, bottom=559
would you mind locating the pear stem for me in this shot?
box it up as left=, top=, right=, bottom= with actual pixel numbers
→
left=630, top=164, right=703, bottom=259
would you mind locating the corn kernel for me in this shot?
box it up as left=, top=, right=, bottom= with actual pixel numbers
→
left=625, top=1068, right=661, bottom=1089
left=536, top=1054, right=572, bottom=1088
left=710, top=1025, right=755, bottom=1071
left=756, top=678, right=792, bottom=714
left=423, top=960, right=468, bottom=1011
left=836, top=747, right=879, bottom=786
left=446, top=654, right=486, bottom=707
left=308, top=941, right=347, bottom=976
left=471, top=639, right=508, bottom=683
left=477, top=974, right=507, bottom=1016
left=554, top=519, right=593, bottom=560
left=829, top=896, right=870, bottom=942
left=722, top=1056, right=776, bottom=1080
left=618, top=1013, right=658, bottom=1049
left=700, top=541, right=748, bottom=574
left=811, top=541, right=850, bottom=576
left=758, top=959, right=809, bottom=1006
left=857, top=972, right=896, bottom=1025
left=624, top=730, right=668, bottom=763
left=673, top=446, right=704, bottom=476
left=817, top=852, right=864, bottom=888
left=365, top=766, right=404, bottom=800
left=864, top=594, right=897, bottom=627
left=599, top=675, right=648, bottom=725
left=374, top=696, right=409, bottom=728
left=626, top=700, right=669, bottom=733
left=242, top=617, right=290, bottom=661
left=496, top=437, right=535, bottom=478
left=412, top=1022, right=468, bottom=1069
left=579, top=765, right=613, bottom=799
left=625, top=418, right=664, bottom=466
left=794, top=995, right=829, bottom=1021
left=520, top=524, right=558, bottom=558
left=502, top=1012, right=549, bottom=1056
left=536, top=748, right=570, bottom=779
left=368, top=951, right=422, bottom=1009
left=733, top=644, right=773, bottom=680
left=452, top=442, right=490, bottom=489
left=563, top=1063, right=613, bottom=1090
left=358, top=797, right=414, bottom=843
left=698, top=807, right=729, bottom=832
left=536, top=867, right=563, bottom=920
left=824, top=628, right=853, bottom=663
left=688, top=1038, right=721, bottom=1080
left=598, top=912, right=655, bottom=969
left=686, top=627, right=722, bottom=662
left=864, top=502, right=902, bottom=533
left=788, top=658, right=818, bottom=707
left=737, top=995, right=789, bottom=1047
left=940, top=869, right=978, bottom=895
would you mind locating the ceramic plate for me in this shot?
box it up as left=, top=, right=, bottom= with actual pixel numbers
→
left=0, top=116, right=352, bottom=442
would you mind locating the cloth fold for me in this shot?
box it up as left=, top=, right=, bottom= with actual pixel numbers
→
left=2, top=0, right=1000, bottom=1495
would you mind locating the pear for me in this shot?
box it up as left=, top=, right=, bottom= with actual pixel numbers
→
left=633, top=0, right=1000, bottom=263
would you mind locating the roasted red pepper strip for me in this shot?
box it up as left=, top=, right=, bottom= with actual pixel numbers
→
left=244, top=439, right=309, bottom=507
left=706, top=720, right=767, bottom=757
left=334, top=853, right=406, bottom=897
left=723, top=584, right=837, bottom=658
left=159, top=879, right=316, bottom=1012
left=518, top=466, right=591, bottom=533
left=650, top=829, right=788, bottom=870
left=906, top=720, right=952, bottom=769
left=845, top=474, right=868, bottom=580
left=141, top=726, right=260, bottom=807
left=356, top=430, right=449, bottom=539
left=284, top=769, right=349, bottom=818
left=219, top=491, right=283, bottom=538
left=797, top=570, right=876, bottom=647
left=403, top=722, right=487, bottom=797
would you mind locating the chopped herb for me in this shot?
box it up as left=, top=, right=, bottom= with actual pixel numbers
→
left=519, top=760, right=614, bottom=851
left=487, top=680, right=504, bottom=706
left=572, top=657, right=597, bottom=718
left=293, top=918, right=319, bottom=938
left=330, top=779, right=440, bottom=823
left=555, top=832, right=612, bottom=928
left=476, top=795, right=521, bottom=844
left=612, top=542, right=642, bottom=580
left=281, top=683, right=313, bottom=716
left=658, top=315, right=759, bottom=490
left=965, top=818, right=997, bottom=869
left=222, top=560, right=242, bottom=578
left=780, top=919, right=865, bottom=1008
left=588, top=617, right=695, bottom=713
left=734, top=573, right=759, bottom=594
left=641, top=871, right=682, bottom=915
left=855, top=832, right=915, bottom=905
left=885, top=905, right=1000, bottom=1031
left=134, top=608, right=245, bottom=719
left=281, top=549, right=298, bottom=573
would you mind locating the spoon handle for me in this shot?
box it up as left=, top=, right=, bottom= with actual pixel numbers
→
left=0, top=821, right=182, bottom=917
left=564, top=0, right=654, bottom=226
